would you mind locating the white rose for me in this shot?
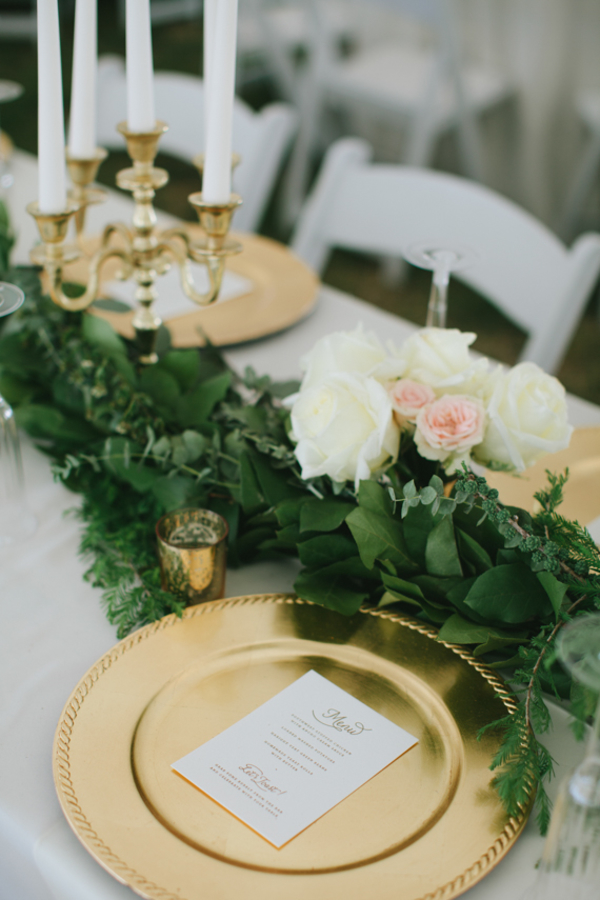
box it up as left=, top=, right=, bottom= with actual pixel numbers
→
left=289, top=372, right=400, bottom=488
left=299, top=324, right=405, bottom=390
left=396, top=327, right=490, bottom=394
left=475, top=362, right=573, bottom=471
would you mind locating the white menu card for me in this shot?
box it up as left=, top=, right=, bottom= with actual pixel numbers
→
left=172, top=670, right=418, bottom=847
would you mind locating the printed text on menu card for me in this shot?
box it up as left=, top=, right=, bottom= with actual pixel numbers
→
left=172, top=670, right=418, bottom=847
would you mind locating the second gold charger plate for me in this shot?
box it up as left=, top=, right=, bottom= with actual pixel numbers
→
left=486, top=426, right=600, bottom=526
left=54, top=595, right=529, bottom=900
left=71, top=229, right=320, bottom=347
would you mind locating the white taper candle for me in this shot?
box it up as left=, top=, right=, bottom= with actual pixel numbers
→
left=203, top=0, right=238, bottom=203
left=68, top=0, right=97, bottom=158
left=125, top=0, right=156, bottom=133
left=203, top=0, right=216, bottom=154
left=37, top=0, right=67, bottom=213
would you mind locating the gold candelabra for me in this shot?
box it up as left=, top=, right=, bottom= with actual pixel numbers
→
left=28, top=121, right=242, bottom=364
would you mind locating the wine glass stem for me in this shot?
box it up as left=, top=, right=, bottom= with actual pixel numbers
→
left=586, top=694, right=600, bottom=761
left=0, top=392, right=24, bottom=497
left=426, top=270, right=450, bottom=328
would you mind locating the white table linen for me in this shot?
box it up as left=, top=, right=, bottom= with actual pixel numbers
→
left=2, top=150, right=600, bottom=900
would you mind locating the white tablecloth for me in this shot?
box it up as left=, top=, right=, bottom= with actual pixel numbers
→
left=2, top=151, right=600, bottom=900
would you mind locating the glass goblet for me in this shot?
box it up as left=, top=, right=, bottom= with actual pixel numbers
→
left=0, top=81, right=23, bottom=194
left=522, top=613, right=600, bottom=899
left=403, top=241, right=477, bottom=329
left=0, top=281, right=36, bottom=546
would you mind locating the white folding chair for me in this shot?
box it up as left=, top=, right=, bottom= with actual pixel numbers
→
left=95, top=55, right=298, bottom=233
left=558, top=89, right=600, bottom=242
left=291, top=138, right=600, bottom=374
left=257, top=0, right=514, bottom=226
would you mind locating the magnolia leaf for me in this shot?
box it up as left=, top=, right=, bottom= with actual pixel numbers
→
left=438, top=614, right=494, bottom=645
left=346, top=507, right=417, bottom=574
left=357, top=480, right=393, bottom=516
left=248, top=448, right=304, bottom=505
left=274, top=498, right=303, bottom=528
left=425, top=516, right=463, bottom=577
left=239, top=451, right=264, bottom=513
left=176, top=371, right=231, bottom=427
left=294, top=569, right=368, bottom=615
left=298, top=534, right=358, bottom=568
left=438, top=614, right=525, bottom=650
left=380, top=571, right=425, bottom=602
left=158, top=349, right=200, bottom=392
left=403, top=502, right=443, bottom=569
left=299, top=498, right=355, bottom=533
left=139, top=366, right=180, bottom=411
left=537, top=571, right=569, bottom=618
left=472, top=632, right=528, bottom=657
left=82, top=313, right=127, bottom=357
left=15, top=403, right=97, bottom=442
left=413, top=574, right=464, bottom=604
left=464, top=563, right=552, bottom=624
left=455, top=528, right=493, bottom=575
left=0, top=372, right=33, bottom=405
left=446, top=576, right=488, bottom=624
left=378, top=590, right=421, bottom=608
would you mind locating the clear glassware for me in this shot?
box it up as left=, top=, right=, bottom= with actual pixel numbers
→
left=521, top=613, right=600, bottom=899
left=0, top=281, right=36, bottom=546
left=403, top=241, right=478, bottom=328
left=0, top=81, right=23, bottom=195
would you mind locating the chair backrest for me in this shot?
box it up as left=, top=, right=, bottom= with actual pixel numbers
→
left=291, top=138, right=600, bottom=373
left=95, top=55, right=298, bottom=232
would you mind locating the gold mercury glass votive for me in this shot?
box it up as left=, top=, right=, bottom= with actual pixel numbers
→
left=156, top=508, right=228, bottom=605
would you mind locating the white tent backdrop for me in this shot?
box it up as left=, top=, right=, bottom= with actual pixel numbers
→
left=458, top=0, right=600, bottom=224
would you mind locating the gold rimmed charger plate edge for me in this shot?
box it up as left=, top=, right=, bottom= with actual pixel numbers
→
left=78, top=230, right=320, bottom=347
left=52, top=594, right=531, bottom=900
left=487, top=426, right=600, bottom=527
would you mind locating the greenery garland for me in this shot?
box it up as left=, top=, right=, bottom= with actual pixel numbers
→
left=2, top=262, right=599, bottom=834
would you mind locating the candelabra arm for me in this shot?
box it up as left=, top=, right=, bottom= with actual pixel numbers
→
left=45, top=243, right=134, bottom=313
left=157, top=236, right=225, bottom=307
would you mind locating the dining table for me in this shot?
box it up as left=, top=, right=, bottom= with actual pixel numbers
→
left=1, top=148, right=600, bottom=900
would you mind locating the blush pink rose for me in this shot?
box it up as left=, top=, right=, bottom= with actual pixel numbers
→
left=415, top=394, right=485, bottom=470
left=387, top=379, right=436, bottom=424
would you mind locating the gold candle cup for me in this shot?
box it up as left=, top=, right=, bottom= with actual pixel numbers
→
left=156, top=508, right=228, bottom=605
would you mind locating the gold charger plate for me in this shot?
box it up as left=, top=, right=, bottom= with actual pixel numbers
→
left=54, top=595, right=528, bottom=900
left=68, top=229, right=319, bottom=346
left=487, top=426, right=600, bottom=526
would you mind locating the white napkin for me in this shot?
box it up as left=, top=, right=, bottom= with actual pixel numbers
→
left=103, top=263, right=253, bottom=321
